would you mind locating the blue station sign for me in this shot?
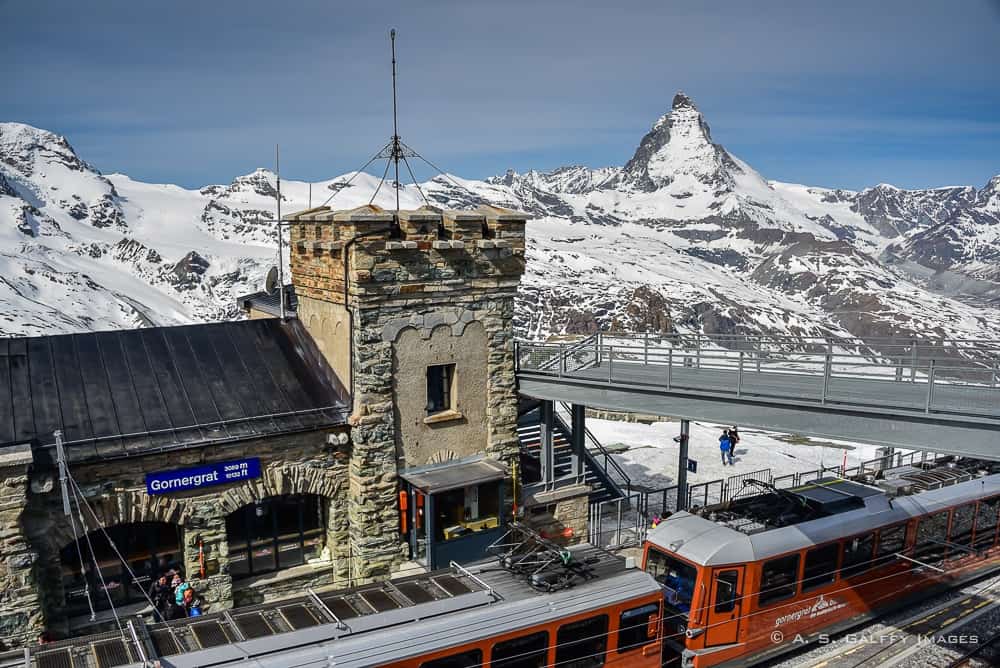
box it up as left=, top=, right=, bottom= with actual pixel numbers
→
left=146, top=458, right=262, bottom=496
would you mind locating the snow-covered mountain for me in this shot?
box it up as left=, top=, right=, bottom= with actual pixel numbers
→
left=2, top=94, right=998, bottom=346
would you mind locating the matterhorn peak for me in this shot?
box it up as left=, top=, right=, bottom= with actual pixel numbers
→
left=672, top=91, right=697, bottom=110
left=614, top=91, right=740, bottom=193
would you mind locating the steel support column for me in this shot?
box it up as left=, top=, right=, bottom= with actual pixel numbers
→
left=539, top=400, right=556, bottom=487
left=676, top=419, right=690, bottom=511
left=570, top=403, right=586, bottom=483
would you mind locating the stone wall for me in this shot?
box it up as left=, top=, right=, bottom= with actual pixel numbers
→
left=0, top=444, right=42, bottom=650
left=7, top=427, right=349, bottom=646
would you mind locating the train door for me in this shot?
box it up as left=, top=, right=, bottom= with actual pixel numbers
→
left=704, top=566, right=743, bottom=647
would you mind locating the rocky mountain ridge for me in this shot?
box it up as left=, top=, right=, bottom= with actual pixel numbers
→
left=1, top=96, right=998, bottom=345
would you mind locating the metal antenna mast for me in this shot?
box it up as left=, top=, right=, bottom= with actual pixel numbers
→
left=276, top=144, right=286, bottom=320
left=390, top=28, right=401, bottom=215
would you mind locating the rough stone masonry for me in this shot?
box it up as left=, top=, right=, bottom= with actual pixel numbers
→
left=285, top=203, right=527, bottom=580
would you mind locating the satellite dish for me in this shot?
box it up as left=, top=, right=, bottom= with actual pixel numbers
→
left=264, top=266, right=280, bottom=295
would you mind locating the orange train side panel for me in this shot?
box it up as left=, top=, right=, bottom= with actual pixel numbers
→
left=383, top=593, right=664, bottom=668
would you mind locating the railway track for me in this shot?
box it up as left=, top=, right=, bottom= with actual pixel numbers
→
left=945, top=630, right=1000, bottom=667
left=791, top=575, right=1000, bottom=668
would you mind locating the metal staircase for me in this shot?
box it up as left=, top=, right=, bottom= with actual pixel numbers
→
left=516, top=404, right=630, bottom=504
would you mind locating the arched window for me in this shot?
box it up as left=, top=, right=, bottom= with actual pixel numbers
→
left=226, top=495, right=326, bottom=579
left=60, top=522, right=182, bottom=615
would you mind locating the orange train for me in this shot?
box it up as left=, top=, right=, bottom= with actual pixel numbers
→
left=643, top=464, right=1000, bottom=667
left=32, top=532, right=668, bottom=668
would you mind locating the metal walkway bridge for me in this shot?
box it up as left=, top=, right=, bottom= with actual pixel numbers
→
left=516, top=333, right=1000, bottom=459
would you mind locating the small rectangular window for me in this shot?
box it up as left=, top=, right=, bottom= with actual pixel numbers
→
left=803, top=544, right=838, bottom=591
left=973, top=497, right=999, bottom=551
left=841, top=533, right=875, bottom=579
left=556, top=615, right=608, bottom=668
left=759, top=554, right=799, bottom=606
left=713, top=571, right=739, bottom=612
left=492, top=631, right=548, bottom=668
left=874, top=523, right=907, bottom=567
left=950, top=504, right=977, bottom=549
left=426, top=363, right=455, bottom=414
left=420, top=649, right=483, bottom=668
left=915, top=511, right=950, bottom=563
left=617, top=603, right=659, bottom=653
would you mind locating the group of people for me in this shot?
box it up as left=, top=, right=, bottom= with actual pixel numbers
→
left=719, top=426, right=741, bottom=465
left=148, top=568, right=204, bottom=621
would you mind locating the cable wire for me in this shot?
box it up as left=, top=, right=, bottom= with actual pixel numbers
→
left=69, top=474, right=160, bottom=616
left=319, top=144, right=391, bottom=209
left=71, top=481, right=124, bottom=634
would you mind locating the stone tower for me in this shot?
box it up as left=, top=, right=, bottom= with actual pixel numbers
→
left=285, top=203, right=527, bottom=578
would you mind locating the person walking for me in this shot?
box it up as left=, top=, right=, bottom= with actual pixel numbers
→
left=719, top=430, right=734, bottom=465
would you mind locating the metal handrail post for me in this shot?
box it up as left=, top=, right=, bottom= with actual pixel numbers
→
left=559, top=343, right=565, bottom=377
left=666, top=347, right=673, bottom=389
left=737, top=352, right=744, bottom=397
left=608, top=346, right=614, bottom=383
left=926, top=359, right=936, bottom=413
left=910, top=339, right=918, bottom=382
left=644, top=332, right=649, bottom=365
left=822, top=353, right=832, bottom=404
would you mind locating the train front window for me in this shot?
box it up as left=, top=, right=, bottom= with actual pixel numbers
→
left=645, top=548, right=697, bottom=615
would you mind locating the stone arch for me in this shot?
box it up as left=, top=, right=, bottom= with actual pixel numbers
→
left=216, top=464, right=344, bottom=515
left=46, top=489, right=191, bottom=551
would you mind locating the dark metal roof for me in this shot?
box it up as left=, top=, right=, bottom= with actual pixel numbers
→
left=0, top=318, right=348, bottom=466
left=400, top=456, right=508, bottom=493
left=237, top=285, right=297, bottom=318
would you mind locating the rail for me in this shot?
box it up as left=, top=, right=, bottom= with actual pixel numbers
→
left=517, top=332, right=1000, bottom=419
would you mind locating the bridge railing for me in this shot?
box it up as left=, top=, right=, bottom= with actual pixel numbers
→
left=516, top=333, right=1000, bottom=418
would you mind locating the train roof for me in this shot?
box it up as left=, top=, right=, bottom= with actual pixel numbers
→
left=12, top=542, right=661, bottom=668
left=647, top=472, right=1000, bottom=567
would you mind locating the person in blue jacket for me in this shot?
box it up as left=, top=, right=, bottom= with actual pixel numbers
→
left=719, top=430, right=734, bottom=465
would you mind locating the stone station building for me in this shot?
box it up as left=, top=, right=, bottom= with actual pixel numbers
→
left=0, top=203, right=550, bottom=652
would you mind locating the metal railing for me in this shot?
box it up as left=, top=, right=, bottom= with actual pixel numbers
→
left=587, top=452, right=951, bottom=552
left=517, top=332, right=1000, bottom=419
left=554, top=402, right=632, bottom=498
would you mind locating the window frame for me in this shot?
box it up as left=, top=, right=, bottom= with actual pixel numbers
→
left=555, top=614, right=609, bottom=668
left=840, top=532, right=876, bottom=579
left=949, top=503, right=977, bottom=550
left=226, top=495, right=326, bottom=580
left=617, top=602, right=660, bottom=653
left=426, top=363, right=456, bottom=415
left=491, top=630, right=549, bottom=668
left=419, top=648, right=483, bottom=668
left=758, top=554, right=800, bottom=607
left=915, top=511, right=950, bottom=563
left=713, top=571, right=740, bottom=613
left=873, top=523, right=907, bottom=568
left=973, top=496, right=1000, bottom=551
left=802, top=543, right=839, bottom=591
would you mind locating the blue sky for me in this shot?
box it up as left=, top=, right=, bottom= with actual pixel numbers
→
left=2, top=0, right=998, bottom=190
